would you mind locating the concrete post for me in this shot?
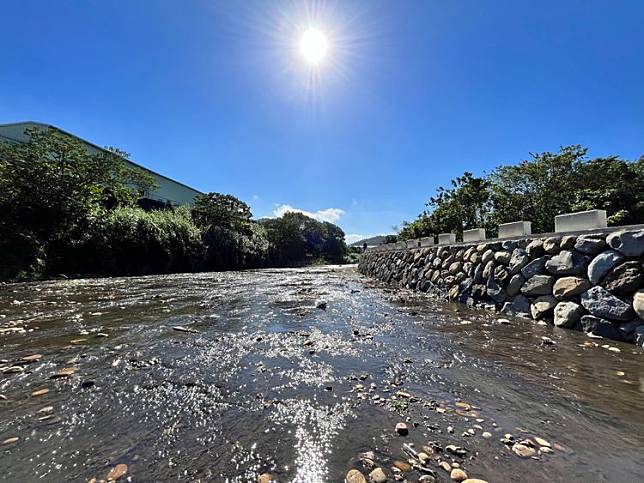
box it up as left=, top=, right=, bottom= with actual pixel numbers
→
left=463, top=228, right=486, bottom=242
left=555, top=210, right=607, bottom=232
left=419, top=236, right=435, bottom=247
left=498, top=221, right=532, bottom=238
left=438, top=233, right=456, bottom=245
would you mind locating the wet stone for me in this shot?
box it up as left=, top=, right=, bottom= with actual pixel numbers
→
left=346, top=469, right=367, bottom=483
left=369, top=467, right=387, bottom=483
left=512, top=443, right=536, bottom=458
left=451, top=468, right=468, bottom=481
left=395, top=422, right=409, bottom=436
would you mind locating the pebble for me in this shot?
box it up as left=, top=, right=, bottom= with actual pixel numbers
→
left=482, top=432, right=492, bottom=439
left=417, top=452, right=430, bottom=464
left=106, top=463, right=128, bottom=481
left=395, top=422, right=409, bottom=436
left=315, top=300, right=328, bottom=310
left=2, top=437, right=19, bottom=445
left=450, top=468, right=468, bottom=481
left=369, top=467, right=387, bottom=483
left=392, top=461, right=411, bottom=472
left=539, top=446, right=553, bottom=454
left=21, top=354, right=43, bottom=362
left=31, top=388, right=49, bottom=397
left=534, top=436, right=551, bottom=448
left=346, top=469, right=367, bottom=483
left=38, top=406, right=54, bottom=414
left=51, top=367, right=76, bottom=378
left=172, top=326, right=199, bottom=334
left=462, top=480, right=488, bottom=483
left=258, top=473, right=273, bottom=483
left=512, top=443, right=536, bottom=458
left=447, top=426, right=454, bottom=434
left=439, top=461, right=451, bottom=472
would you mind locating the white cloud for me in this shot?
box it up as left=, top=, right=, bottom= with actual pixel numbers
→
left=272, top=204, right=345, bottom=223
left=346, top=234, right=366, bottom=244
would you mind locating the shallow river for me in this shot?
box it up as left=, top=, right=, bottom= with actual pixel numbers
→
left=1, top=266, right=643, bottom=482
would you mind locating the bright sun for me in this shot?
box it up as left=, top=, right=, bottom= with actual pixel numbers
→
left=299, top=28, right=329, bottom=64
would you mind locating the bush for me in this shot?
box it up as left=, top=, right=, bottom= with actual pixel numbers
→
left=73, top=206, right=203, bottom=276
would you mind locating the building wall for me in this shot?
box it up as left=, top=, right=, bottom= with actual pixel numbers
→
left=0, top=122, right=201, bottom=206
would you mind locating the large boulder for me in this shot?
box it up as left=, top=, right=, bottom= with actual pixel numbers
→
left=482, top=260, right=495, bottom=280
left=554, top=301, right=584, bottom=328
left=487, top=277, right=506, bottom=304
left=635, top=325, right=644, bottom=348
left=507, top=273, right=525, bottom=296
left=545, top=250, right=586, bottom=275
left=633, top=289, right=644, bottom=320
left=560, top=235, right=577, bottom=249
left=494, top=265, right=510, bottom=285
left=473, top=263, right=484, bottom=283
left=521, top=275, right=554, bottom=296
left=553, top=276, right=592, bottom=300
left=531, top=295, right=557, bottom=320
left=526, top=239, right=545, bottom=257
left=502, top=295, right=531, bottom=315
left=481, top=249, right=495, bottom=264
left=543, top=237, right=561, bottom=254
left=521, top=256, right=547, bottom=279
left=508, top=248, right=530, bottom=274
left=502, top=239, right=517, bottom=251
left=574, top=235, right=606, bottom=255
left=580, top=286, right=635, bottom=321
left=494, top=250, right=512, bottom=265
left=580, top=315, right=625, bottom=341
left=448, top=262, right=463, bottom=275
left=618, top=320, right=644, bottom=342
left=606, top=229, right=644, bottom=257
left=587, top=250, right=624, bottom=284
left=601, top=261, right=643, bottom=295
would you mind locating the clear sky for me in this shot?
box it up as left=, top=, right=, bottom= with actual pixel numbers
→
left=2, top=1, right=643, bottom=243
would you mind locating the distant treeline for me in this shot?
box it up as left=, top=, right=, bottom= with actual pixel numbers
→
left=0, top=127, right=349, bottom=281
left=399, top=145, right=644, bottom=240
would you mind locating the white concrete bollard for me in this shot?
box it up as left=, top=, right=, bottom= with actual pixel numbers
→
left=419, top=236, right=435, bottom=247
left=498, top=221, right=532, bottom=238
left=555, top=210, right=607, bottom=233
left=438, top=233, right=456, bottom=245
left=463, top=228, right=486, bottom=242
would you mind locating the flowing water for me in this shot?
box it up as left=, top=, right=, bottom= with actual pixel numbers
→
left=1, top=266, right=643, bottom=482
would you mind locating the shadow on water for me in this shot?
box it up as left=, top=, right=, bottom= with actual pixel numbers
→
left=0, top=266, right=643, bottom=482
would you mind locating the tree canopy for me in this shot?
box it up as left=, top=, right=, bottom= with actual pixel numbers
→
left=400, top=146, right=644, bottom=240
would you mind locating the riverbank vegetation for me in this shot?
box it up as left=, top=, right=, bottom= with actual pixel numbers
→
left=399, top=145, right=644, bottom=240
left=0, top=127, right=348, bottom=281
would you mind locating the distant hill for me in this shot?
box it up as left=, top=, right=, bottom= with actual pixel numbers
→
left=349, top=235, right=396, bottom=247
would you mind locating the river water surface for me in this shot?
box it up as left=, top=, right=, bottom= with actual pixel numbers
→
left=1, top=266, right=643, bottom=482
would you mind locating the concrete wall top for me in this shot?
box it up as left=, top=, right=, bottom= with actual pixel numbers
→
left=370, top=223, right=644, bottom=253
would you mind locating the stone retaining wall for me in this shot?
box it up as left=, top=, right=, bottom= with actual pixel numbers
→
left=358, top=229, right=644, bottom=346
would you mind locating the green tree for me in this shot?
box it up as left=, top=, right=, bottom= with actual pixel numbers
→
left=191, top=192, right=253, bottom=233
left=399, top=172, right=491, bottom=240
left=260, top=212, right=347, bottom=266
left=0, top=126, right=156, bottom=278
left=488, top=145, right=586, bottom=233
left=573, top=156, right=644, bottom=226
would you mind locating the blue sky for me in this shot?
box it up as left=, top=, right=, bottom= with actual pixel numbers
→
left=2, top=1, right=643, bottom=243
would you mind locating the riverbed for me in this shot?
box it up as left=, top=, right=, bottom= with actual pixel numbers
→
left=1, top=266, right=643, bottom=482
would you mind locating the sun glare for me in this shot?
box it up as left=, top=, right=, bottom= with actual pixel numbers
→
left=299, top=28, right=329, bottom=64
